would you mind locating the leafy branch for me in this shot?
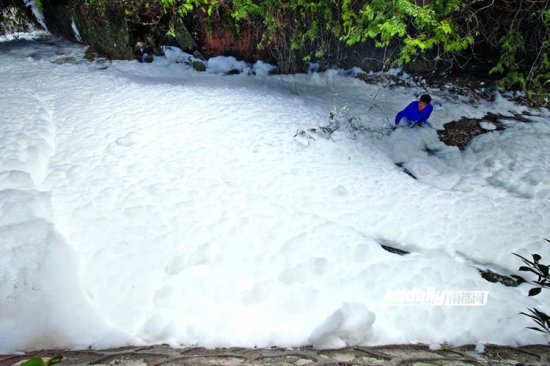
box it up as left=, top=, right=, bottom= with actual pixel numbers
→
left=513, top=251, right=550, bottom=296
left=514, top=239, right=550, bottom=335
left=521, top=308, right=550, bottom=334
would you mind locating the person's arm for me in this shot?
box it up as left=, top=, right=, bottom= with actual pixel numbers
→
left=418, top=104, right=433, bottom=124
left=395, top=102, right=416, bottom=125
left=395, top=110, right=404, bottom=125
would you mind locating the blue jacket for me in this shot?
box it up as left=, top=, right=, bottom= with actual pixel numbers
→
left=395, top=101, right=433, bottom=126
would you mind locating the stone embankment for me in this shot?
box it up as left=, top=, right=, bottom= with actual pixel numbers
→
left=2, top=344, right=549, bottom=366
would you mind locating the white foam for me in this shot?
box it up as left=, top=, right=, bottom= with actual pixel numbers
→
left=116, top=132, right=146, bottom=146
left=1, top=35, right=549, bottom=352
left=0, top=170, right=34, bottom=190
left=308, top=303, right=376, bottom=349
left=480, top=122, right=496, bottom=130
left=253, top=60, right=276, bottom=76
left=71, top=19, right=83, bottom=43
left=475, top=342, right=486, bottom=354
left=206, top=55, right=250, bottom=74
left=162, top=46, right=194, bottom=64
left=23, top=0, right=47, bottom=30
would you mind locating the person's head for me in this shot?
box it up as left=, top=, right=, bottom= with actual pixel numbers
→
left=419, top=94, right=432, bottom=111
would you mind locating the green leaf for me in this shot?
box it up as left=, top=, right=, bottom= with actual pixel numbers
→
left=438, top=20, right=452, bottom=34
left=46, top=356, right=63, bottom=365
left=519, top=266, right=535, bottom=272
left=528, top=287, right=542, bottom=296
left=526, top=327, right=547, bottom=333
left=166, top=24, right=176, bottom=38
left=21, top=358, right=46, bottom=366
left=511, top=275, right=526, bottom=284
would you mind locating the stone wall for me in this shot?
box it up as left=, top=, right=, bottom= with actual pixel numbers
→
left=41, top=0, right=76, bottom=41
left=0, top=0, right=38, bottom=34
left=38, top=0, right=449, bottom=73
left=70, top=2, right=134, bottom=59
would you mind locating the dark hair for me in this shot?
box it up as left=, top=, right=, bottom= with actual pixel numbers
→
left=420, top=94, right=432, bottom=104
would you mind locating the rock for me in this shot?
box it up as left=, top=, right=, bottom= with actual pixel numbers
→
left=192, top=60, right=206, bottom=72
left=226, top=69, right=241, bottom=75
left=0, top=2, right=36, bottom=34
left=134, top=41, right=146, bottom=55
left=134, top=41, right=154, bottom=61
left=143, top=54, right=154, bottom=63
left=70, top=3, right=134, bottom=59
left=84, top=47, right=98, bottom=61
left=153, top=47, right=162, bottom=56
left=198, top=18, right=271, bottom=63
left=52, top=55, right=77, bottom=64
left=193, top=50, right=205, bottom=60
left=41, top=0, right=77, bottom=41
left=4, top=344, right=548, bottom=365
left=437, top=114, right=507, bottom=149
left=337, top=39, right=386, bottom=72
left=438, top=119, right=487, bottom=149
left=479, top=269, right=522, bottom=287
left=404, top=53, right=451, bottom=74
left=174, top=21, right=197, bottom=51
left=134, top=41, right=156, bottom=59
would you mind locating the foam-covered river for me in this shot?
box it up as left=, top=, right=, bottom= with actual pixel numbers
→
left=1, top=33, right=549, bottom=352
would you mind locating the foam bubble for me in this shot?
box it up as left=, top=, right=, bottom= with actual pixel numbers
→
left=308, top=303, right=376, bottom=349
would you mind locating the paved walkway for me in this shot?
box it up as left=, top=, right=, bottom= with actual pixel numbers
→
left=2, top=344, right=549, bottom=366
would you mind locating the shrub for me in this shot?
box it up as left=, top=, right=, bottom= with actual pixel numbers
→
left=514, top=239, right=550, bottom=335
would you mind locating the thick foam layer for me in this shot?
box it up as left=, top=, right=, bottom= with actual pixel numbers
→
left=1, top=35, right=549, bottom=353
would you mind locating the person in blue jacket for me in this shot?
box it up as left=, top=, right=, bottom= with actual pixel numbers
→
left=395, top=94, right=433, bottom=127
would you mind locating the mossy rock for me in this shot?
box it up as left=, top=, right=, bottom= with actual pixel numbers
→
left=70, top=2, right=133, bottom=59
left=173, top=21, right=197, bottom=51
left=0, top=1, right=36, bottom=34
left=438, top=113, right=511, bottom=149
left=437, top=119, right=487, bottom=150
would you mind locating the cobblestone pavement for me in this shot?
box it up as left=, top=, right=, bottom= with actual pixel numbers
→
left=2, top=344, right=549, bottom=366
